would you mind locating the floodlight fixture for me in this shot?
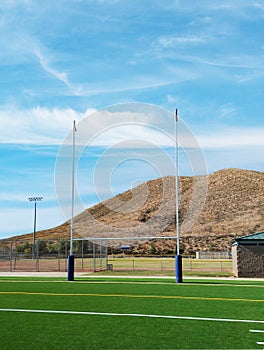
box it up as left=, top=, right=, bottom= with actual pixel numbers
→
left=28, top=197, right=43, bottom=202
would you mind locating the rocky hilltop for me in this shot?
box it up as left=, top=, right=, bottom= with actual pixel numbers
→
left=3, top=168, right=264, bottom=254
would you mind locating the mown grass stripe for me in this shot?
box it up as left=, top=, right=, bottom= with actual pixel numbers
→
left=0, top=308, right=263, bottom=324
left=0, top=291, right=263, bottom=303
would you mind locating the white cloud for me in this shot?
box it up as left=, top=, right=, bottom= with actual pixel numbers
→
left=0, top=106, right=95, bottom=144
left=2, top=105, right=263, bottom=152
left=66, top=108, right=179, bottom=148
left=198, top=127, right=264, bottom=149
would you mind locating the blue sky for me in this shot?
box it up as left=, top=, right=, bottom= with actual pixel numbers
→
left=1, top=0, right=264, bottom=238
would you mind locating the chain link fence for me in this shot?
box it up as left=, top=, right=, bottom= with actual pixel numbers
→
left=0, top=239, right=233, bottom=274
left=0, top=239, right=108, bottom=272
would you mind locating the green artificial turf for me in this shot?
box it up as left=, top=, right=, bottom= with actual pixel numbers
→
left=0, top=277, right=263, bottom=349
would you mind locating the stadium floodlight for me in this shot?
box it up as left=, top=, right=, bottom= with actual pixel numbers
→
left=68, top=120, right=77, bottom=281
left=174, top=109, right=182, bottom=283
left=28, top=196, right=43, bottom=259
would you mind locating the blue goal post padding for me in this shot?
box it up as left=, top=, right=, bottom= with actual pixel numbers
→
left=68, top=255, right=74, bottom=281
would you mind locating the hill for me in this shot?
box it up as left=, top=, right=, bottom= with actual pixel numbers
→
left=3, top=168, right=264, bottom=254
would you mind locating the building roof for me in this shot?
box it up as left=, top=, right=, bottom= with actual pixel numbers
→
left=232, top=231, right=264, bottom=245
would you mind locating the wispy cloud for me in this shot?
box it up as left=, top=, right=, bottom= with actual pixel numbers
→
left=197, top=57, right=251, bottom=69
left=34, top=47, right=83, bottom=96
left=218, top=103, right=237, bottom=119
left=154, top=35, right=208, bottom=49
left=253, top=2, right=264, bottom=11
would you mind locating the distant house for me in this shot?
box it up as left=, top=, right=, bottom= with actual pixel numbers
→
left=232, top=232, right=264, bottom=278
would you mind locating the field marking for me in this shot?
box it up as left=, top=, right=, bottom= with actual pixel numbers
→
left=0, top=279, right=263, bottom=288
left=185, top=283, right=264, bottom=289
left=0, top=308, right=263, bottom=324
left=0, top=291, right=263, bottom=303
left=256, top=342, right=264, bottom=345
left=250, top=330, right=264, bottom=333
left=76, top=281, right=264, bottom=289
left=0, top=280, right=67, bottom=284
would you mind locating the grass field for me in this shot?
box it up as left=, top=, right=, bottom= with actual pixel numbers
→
left=106, top=257, right=233, bottom=277
left=0, top=276, right=263, bottom=349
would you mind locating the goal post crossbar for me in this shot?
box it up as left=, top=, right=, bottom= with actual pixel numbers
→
left=73, top=236, right=178, bottom=241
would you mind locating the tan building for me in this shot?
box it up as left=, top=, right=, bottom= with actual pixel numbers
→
left=232, top=232, right=264, bottom=278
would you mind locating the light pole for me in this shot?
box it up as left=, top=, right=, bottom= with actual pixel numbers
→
left=28, top=196, right=43, bottom=259
left=175, top=109, right=183, bottom=283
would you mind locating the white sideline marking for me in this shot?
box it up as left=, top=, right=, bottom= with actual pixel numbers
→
left=250, top=330, right=264, bottom=333
left=0, top=279, right=264, bottom=289
left=256, top=342, right=264, bottom=345
left=0, top=308, right=264, bottom=324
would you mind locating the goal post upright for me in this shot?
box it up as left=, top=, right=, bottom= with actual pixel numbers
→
left=68, top=120, right=77, bottom=281
left=175, top=108, right=183, bottom=283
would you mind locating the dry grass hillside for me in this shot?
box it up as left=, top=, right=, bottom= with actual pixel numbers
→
left=3, top=168, right=264, bottom=254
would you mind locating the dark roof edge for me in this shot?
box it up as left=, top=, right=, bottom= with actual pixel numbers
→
left=232, top=231, right=264, bottom=243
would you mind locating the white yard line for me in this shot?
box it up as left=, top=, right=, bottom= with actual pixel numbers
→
left=0, top=308, right=263, bottom=324
left=250, top=330, right=264, bottom=333
left=0, top=272, right=263, bottom=282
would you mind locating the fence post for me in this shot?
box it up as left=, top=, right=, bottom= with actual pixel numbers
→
left=65, top=241, right=68, bottom=272
left=81, top=239, right=84, bottom=270
left=10, top=241, right=13, bottom=272
left=58, top=240, right=60, bottom=272
left=93, top=242, right=96, bottom=272
left=99, top=240, right=103, bottom=271
left=105, top=241, right=108, bottom=269
left=14, top=240, right=17, bottom=270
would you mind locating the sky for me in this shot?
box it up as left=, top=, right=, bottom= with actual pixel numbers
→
left=0, top=0, right=264, bottom=238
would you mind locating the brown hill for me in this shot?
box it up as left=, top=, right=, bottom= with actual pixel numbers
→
left=3, top=168, right=264, bottom=254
